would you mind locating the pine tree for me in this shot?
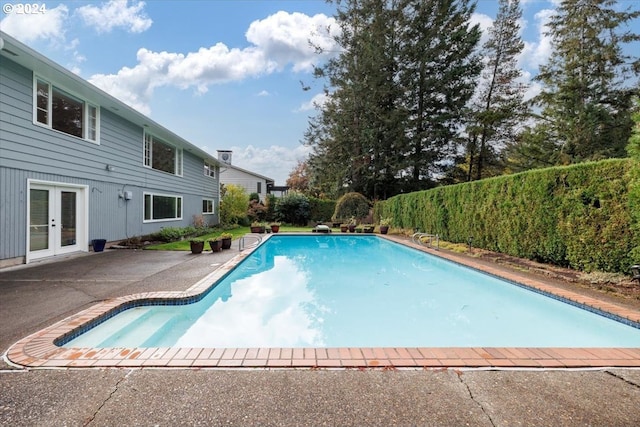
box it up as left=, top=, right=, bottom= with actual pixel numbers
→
left=465, top=0, right=527, bottom=181
left=397, top=0, right=482, bottom=190
left=302, top=0, right=481, bottom=197
left=304, top=0, right=406, bottom=199
left=532, top=0, right=640, bottom=164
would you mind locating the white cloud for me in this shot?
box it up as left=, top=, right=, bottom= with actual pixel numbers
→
left=471, top=12, right=494, bottom=48
left=88, top=12, right=338, bottom=114
left=221, top=144, right=312, bottom=184
left=246, top=11, right=339, bottom=72
left=297, top=92, right=329, bottom=112
left=0, top=4, right=68, bottom=43
left=519, top=8, right=555, bottom=72
left=257, top=90, right=271, bottom=97
left=76, top=0, right=152, bottom=34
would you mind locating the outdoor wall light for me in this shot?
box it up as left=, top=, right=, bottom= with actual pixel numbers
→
left=106, top=164, right=115, bottom=172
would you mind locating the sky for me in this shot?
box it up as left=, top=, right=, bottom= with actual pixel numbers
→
left=2, top=0, right=639, bottom=184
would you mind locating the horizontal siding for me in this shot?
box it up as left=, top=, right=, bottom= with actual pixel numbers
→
left=220, top=168, right=267, bottom=199
left=0, top=55, right=220, bottom=261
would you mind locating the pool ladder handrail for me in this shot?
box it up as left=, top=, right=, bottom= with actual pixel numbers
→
left=412, top=232, right=439, bottom=250
left=239, top=234, right=262, bottom=251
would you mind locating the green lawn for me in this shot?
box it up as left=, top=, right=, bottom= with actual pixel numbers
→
left=145, top=225, right=341, bottom=251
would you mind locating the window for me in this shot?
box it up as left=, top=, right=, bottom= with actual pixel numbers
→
left=34, top=77, right=99, bottom=142
left=202, top=198, right=215, bottom=214
left=143, top=132, right=183, bottom=176
left=144, top=193, right=182, bottom=222
left=204, top=161, right=215, bottom=178
left=257, top=182, right=262, bottom=194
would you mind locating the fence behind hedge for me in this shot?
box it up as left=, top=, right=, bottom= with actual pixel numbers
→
left=374, top=158, right=639, bottom=273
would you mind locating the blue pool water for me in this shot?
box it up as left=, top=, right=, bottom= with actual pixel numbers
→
left=64, top=235, right=640, bottom=348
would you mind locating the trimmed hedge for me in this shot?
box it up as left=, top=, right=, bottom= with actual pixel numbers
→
left=374, top=159, right=638, bottom=273
left=309, top=197, right=336, bottom=223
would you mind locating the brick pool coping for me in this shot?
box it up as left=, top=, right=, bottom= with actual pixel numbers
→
left=6, top=233, right=640, bottom=369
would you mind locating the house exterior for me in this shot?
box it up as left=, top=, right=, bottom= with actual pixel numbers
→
left=216, top=150, right=276, bottom=201
left=0, top=32, right=221, bottom=267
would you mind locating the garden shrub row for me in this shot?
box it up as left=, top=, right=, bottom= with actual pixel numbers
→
left=374, top=158, right=638, bottom=273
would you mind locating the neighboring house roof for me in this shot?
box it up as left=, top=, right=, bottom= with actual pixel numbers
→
left=0, top=31, right=221, bottom=167
left=219, top=163, right=275, bottom=186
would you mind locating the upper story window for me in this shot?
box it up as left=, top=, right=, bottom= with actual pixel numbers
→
left=144, top=132, right=183, bottom=176
left=34, top=77, right=99, bottom=143
left=204, top=161, right=216, bottom=178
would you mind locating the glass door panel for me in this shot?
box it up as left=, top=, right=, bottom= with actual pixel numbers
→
left=29, top=189, right=50, bottom=251
left=60, top=191, right=77, bottom=247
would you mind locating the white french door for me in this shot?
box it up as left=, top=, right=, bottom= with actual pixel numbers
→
left=28, top=182, right=87, bottom=261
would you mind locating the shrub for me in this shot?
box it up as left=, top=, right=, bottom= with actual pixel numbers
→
left=309, top=197, right=336, bottom=222
left=274, top=192, right=311, bottom=225
left=265, top=194, right=277, bottom=222
left=154, top=226, right=197, bottom=242
left=333, top=192, right=370, bottom=223
left=247, top=199, right=267, bottom=222
left=220, top=184, right=249, bottom=225
left=375, top=159, right=637, bottom=273
left=155, top=227, right=184, bottom=242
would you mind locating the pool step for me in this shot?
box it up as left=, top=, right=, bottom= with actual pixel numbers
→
left=67, top=307, right=153, bottom=347
left=140, top=316, right=183, bottom=347
left=96, top=309, right=177, bottom=348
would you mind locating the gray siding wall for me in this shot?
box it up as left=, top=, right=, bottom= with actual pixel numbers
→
left=0, top=57, right=219, bottom=261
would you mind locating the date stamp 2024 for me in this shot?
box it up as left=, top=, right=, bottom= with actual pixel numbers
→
left=3, top=3, right=47, bottom=15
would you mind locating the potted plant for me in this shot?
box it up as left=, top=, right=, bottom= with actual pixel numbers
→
left=189, top=238, right=205, bottom=254
left=355, top=225, right=364, bottom=233
left=220, top=232, right=233, bottom=249
left=340, top=223, right=348, bottom=233
left=208, top=238, right=222, bottom=252
left=379, top=217, right=392, bottom=235
left=348, top=217, right=357, bottom=233
left=250, top=221, right=265, bottom=233
left=270, top=222, right=281, bottom=233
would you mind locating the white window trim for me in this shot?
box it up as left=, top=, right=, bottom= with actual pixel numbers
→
left=204, top=161, right=216, bottom=178
left=143, top=192, right=183, bottom=223
left=142, top=131, right=183, bottom=177
left=33, top=74, right=100, bottom=144
left=202, top=198, right=215, bottom=215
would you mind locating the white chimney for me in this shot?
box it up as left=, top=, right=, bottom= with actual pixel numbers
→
left=217, top=150, right=232, bottom=165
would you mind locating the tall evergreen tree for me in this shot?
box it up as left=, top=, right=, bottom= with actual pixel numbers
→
left=303, top=0, right=481, bottom=198
left=396, top=0, right=482, bottom=190
left=465, top=0, right=527, bottom=181
left=305, top=0, right=405, bottom=199
left=531, top=0, right=640, bottom=164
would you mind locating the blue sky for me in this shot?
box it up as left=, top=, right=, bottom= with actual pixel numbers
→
left=2, top=0, right=639, bottom=184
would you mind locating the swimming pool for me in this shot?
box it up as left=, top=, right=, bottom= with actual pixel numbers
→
left=63, top=235, right=640, bottom=349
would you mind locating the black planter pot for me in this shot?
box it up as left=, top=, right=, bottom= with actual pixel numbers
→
left=209, top=240, right=222, bottom=252
left=92, top=239, right=107, bottom=252
left=221, top=238, right=232, bottom=249
left=190, top=241, right=204, bottom=254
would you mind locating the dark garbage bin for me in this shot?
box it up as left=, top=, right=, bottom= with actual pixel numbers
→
left=92, top=239, right=107, bottom=252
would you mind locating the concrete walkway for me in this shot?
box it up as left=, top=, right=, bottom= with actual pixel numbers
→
left=1, top=248, right=640, bottom=426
